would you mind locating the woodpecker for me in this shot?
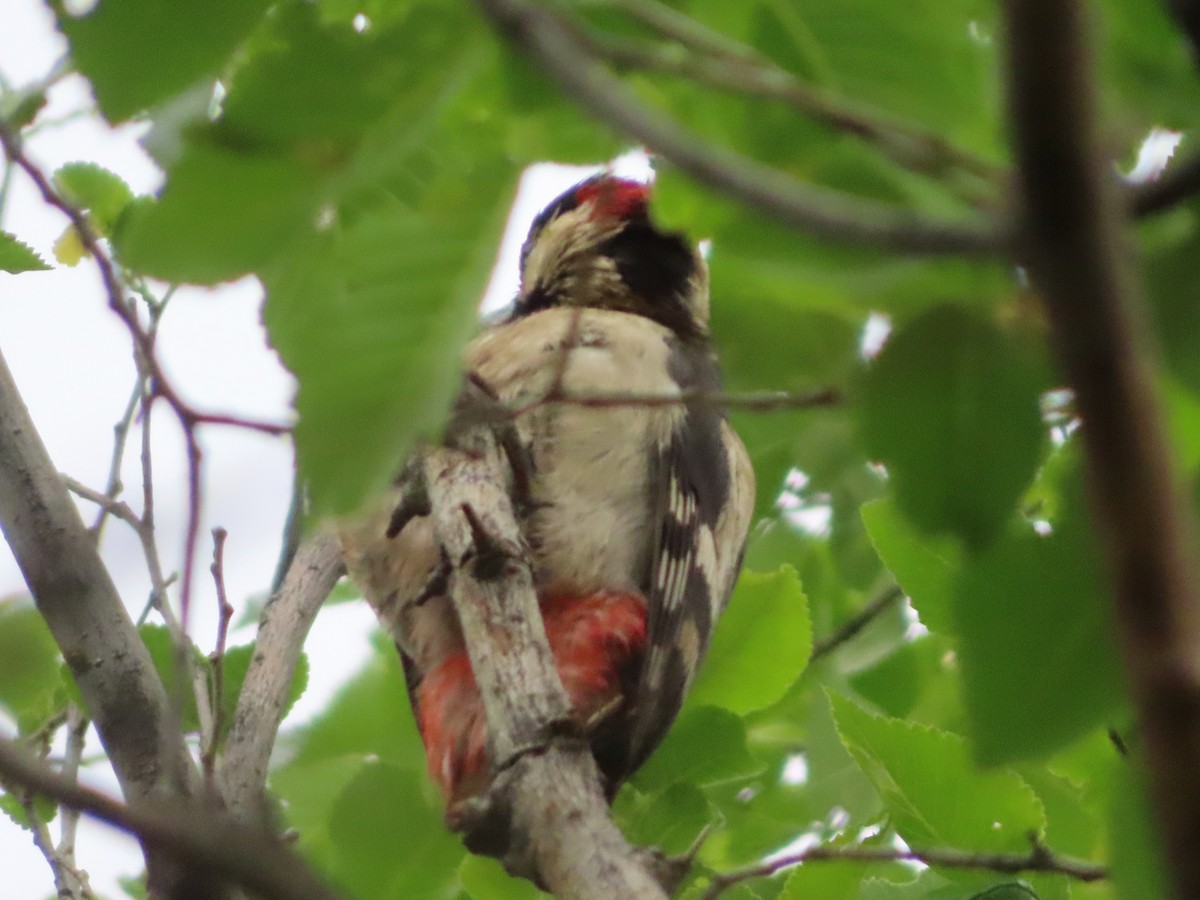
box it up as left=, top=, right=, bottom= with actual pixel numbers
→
left=340, top=174, right=755, bottom=810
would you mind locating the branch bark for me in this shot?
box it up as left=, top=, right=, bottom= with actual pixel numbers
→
left=421, top=437, right=668, bottom=899
left=1004, top=2, right=1200, bottom=895
left=471, top=0, right=1006, bottom=256
left=0, top=345, right=208, bottom=895
left=218, top=531, right=343, bottom=825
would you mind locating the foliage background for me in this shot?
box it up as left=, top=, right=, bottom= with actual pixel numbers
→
left=2, top=0, right=1196, bottom=897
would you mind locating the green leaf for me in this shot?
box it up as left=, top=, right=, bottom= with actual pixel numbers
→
left=861, top=498, right=960, bottom=633
left=0, top=597, right=64, bottom=727
left=621, top=780, right=712, bottom=855
left=53, top=163, right=135, bottom=236
left=138, top=624, right=202, bottom=732
left=781, top=859, right=869, bottom=900
left=830, top=693, right=1045, bottom=851
left=635, top=705, right=763, bottom=792
left=858, top=305, right=1046, bottom=547
left=116, top=140, right=324, bottom=283
left=0, top=231, right=50, bottom=273
left=263, top=165, right=517, bottom=514
left=1110, top=765, right=1169, bottom=900
left=459, top=855, right=543, bottom=900
left=688, top=567, right=812, bottom=715
left=55, top=0, right=270, bottom=121
left=0, top=788, right=57, bottom=831
left=954, top=470, right=1125, bottom=765
left=327, top=761, right=462, bottom=899
left=287, top=633, right=425, bottom=771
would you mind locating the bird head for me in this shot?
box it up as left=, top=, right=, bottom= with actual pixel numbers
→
left=514, top=175, right=709, bottom=338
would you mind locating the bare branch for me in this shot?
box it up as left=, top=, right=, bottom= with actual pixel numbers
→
left=1004, top=1, right=1200, bottom=895
left=472, top=0, right=1007, bottom=255
left=16, top=778, right=95, bottom=899
left=0, top=346, right=202, bottom=893
left=700, top=840, right=1107, bottom=899
left=810, top=586, right=904, bottom=663
left=0, top=737, right=338, bottom=900
left=422, top=436, right=668, bottom=898
left=203, top=527, right=234, bottom=783
left=568, top=15, right=999, bottom=194
left=218, top=532, right=343, bottom=825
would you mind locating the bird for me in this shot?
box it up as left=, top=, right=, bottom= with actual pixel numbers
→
left=339, top=173, right=754, bottom=813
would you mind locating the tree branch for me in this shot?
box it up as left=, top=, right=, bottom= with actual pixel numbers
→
left=1004, top=2, right=1200, bottom=895
left=471, top=0, right=1006, bottom=255
left=0, top=345, right=207, bottom=895
left=700, top=840, right=1107, bottom=899
left=568, top=14, right=1000, bottom=194
left=421, top=436, right=669, bottom=898
left=218, top=532, right=343, bottom=825
left=0, top=737, right=338, bottom=900
left=809, top=586, right=904, bottom=663
left=1129, top=146, right=1200, bottom=218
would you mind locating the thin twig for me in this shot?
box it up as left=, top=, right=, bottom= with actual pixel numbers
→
left=700, top=840, right=1107, bottom=899
left=56, top=707, right=89, bottom=871
left=809, top=586, right=904, bottom=662
left=0, top=122, right=289, bottom=440
left=203, top=527, right=233, bottom=783
left=472, top=0, right=1007, bottom=255
left=20, top=789, right=94, bottom=899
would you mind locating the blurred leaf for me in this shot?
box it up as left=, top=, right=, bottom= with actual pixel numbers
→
left=117, top=141, right=324, bottom=283
left=53, top=162, right=134, bottom=235
left=0, top=597, right=64, bottom=728
left=0, top=231, right=50, bottom=273
left=861, top=498, right=960, bottom=633
left=264, top=164, right=515, bottom=514
left=635, top=705, right=763, bottom=792
left=138, top=624, right=202, bottom=733
left=327, top=760, right=462, bottom=898
left=460, top=855, right=543, bottom=900
left=689, top=567, right=812, bottom=715
left=954, top=466, right=1124, bottom=766
left=0, top=788, right=57, bottom=831
left=780, top=859, right=868, bottom=899
left=849, top=639, right=921, bottom=719
left=1098, top=0, right=1200, bottom=131
left=55, top=0, right=270, bottom=122
left=858, top=305, right=1046, bottom=547
left=53, top=226, right=87, bottom=267
left=830, top=693, right=1045, bottom=851
left=621, top=780, right=712, bottom=855
left=286, top=632, right=425, bottom=771
left=1110, top=764, right=1169, bottom=900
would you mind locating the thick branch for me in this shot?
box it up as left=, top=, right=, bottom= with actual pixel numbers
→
left=1004, top=2, right=1200, bottom=895
left=218, top=532, right=343, bottom=825
left=422, top=439, right=667, bottom=898
left=0, top=346, right=204, bottom=893
left=0, top=738, right=337, bottom=900
left=472, top=0, right=1005, bottom=255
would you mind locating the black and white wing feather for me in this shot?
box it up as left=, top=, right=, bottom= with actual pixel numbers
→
left=622, top=340, right=753, bottom=776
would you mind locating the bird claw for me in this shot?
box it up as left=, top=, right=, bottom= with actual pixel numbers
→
left=386, top=455, right=431, bottom=539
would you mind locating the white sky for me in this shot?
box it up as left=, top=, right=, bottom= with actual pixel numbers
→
left=0, top=4, right=650, bottom=896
